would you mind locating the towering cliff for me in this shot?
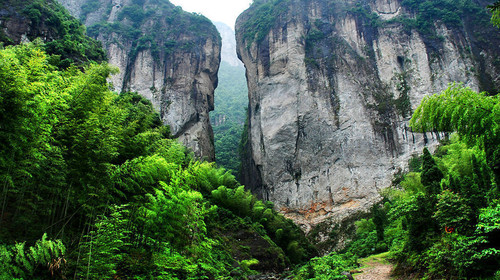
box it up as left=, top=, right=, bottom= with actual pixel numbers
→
left=236, top=0, right=500, bottom=249
left=58, top=0, right=221, bottom=160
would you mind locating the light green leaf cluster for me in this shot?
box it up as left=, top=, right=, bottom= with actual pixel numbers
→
left=293, top=253, right=357, bottom=280
left=410, top=84, right=499, bottom=179
left=410, top=84, right=499, bottom=143
left=1, top=42, right=317, bottom=278
left=0, top=234, right=65, bottom=279
left=490, top=1, right=500, bottom=28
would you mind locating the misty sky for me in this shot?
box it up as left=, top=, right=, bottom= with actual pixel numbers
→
left=169, top=0, right=252, bottom=29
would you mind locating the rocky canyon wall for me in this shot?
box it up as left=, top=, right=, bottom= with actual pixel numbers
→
left=59, top=0, right=221, bottom=160
left=236, top=0, right=500, bottom=250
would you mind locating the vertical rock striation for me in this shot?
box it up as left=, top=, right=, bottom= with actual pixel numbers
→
left=58, top=0, right=221, bottom=160
left=236, top=0, right=500, bottom=250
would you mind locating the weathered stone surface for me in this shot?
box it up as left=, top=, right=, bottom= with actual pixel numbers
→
left=58, top=0, right=221, bottom=160
left=236, top=0, right=500, bottom=251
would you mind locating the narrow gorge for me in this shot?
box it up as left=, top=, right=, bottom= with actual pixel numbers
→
left=1, top=0, right=499, bottom=278
left=236, top=0, right=500, bottom=250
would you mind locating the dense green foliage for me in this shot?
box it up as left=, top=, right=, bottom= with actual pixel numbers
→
left=0, top=233, right=66, bottom=279
left=0, top=42, right=315, bottom=279
left=242, top=0, right=290, bottom=44
left=410, top=84, right=499, bottom=182
left=292, top=253, right=357, bottom=280
left=211, top=62, right=248, bottom=175
left=491, top=1, right=500, bottom=27
left=315, top=85, right=499, bottom=279
left=290, top=84, right=499, bottom=279
left=0, top=0, right=106, bottom=67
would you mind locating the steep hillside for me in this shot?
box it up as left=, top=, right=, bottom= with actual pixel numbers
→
left=236, top=0, right=500, bottom=250
left=58, top=0, right=221, bottom=160
left=0, top=0, right=106, bottom=66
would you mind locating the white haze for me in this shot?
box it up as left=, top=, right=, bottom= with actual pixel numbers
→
left=169, top=0, right=252, bottom=29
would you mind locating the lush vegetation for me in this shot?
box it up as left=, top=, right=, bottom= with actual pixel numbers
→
left=241, top=0, right=290, bottom=44
left=2, top=1, right=499, bottom=279
left=490, top=1, right=500, bottom=27
left=0, top=0, right=106, bottom=67
left=0, top=43, right=315, bottom=279
left=292, top=253, right=358, bottom=279
left=211, top=62, right=248, bottom=175
left=291, top=84, right=499, bottom=279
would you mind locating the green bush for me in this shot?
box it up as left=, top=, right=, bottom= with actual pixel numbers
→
left=293, top=252, right=357, bottom=279
left=18, top=0, right=107, bottom=65
left=0, top=234, right=66, bottom=279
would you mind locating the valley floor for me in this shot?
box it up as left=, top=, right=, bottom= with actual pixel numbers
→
left=353, top=252, right=395, bottom=280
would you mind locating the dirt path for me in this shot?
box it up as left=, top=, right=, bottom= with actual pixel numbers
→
left=353, top=252, right=394, bottom=280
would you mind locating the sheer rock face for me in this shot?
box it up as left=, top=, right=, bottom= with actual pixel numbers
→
left=59, top=0, right=221, bottom=160
left=236, top=0, right=500, bottom=250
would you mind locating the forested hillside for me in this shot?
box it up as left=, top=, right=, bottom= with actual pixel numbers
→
left=0, top=42, right=316, bottom=279
left=211, top=61, right=248, bottom=175
left=0, top=0, right=106, bottom=67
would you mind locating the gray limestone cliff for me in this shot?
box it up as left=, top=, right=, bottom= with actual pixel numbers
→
left=58, top=0, right=221, bottom=160
left=236, top=0, right=500, bottom=250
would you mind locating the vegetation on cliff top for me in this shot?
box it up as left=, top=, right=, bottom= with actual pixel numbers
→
left=0, top=0, right=106, bottom=67
left=241, top=0, right=290, bottom=44
left=86, top=0, right=219, bottom=61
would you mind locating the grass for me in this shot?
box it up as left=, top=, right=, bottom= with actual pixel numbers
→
left=352, top=252, right=396, bottom=279
left=358, top=251, right=392, bottom=266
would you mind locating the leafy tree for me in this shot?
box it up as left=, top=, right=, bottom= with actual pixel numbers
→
left=490, top=1, right=500, bottom=27
left=78, top=206, right=129, bottom=279
left=421, top=147, right=444, bottom=197
left=410, top=84, right=499, bottom=182
left=433, top=190, right=472, bottom=232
